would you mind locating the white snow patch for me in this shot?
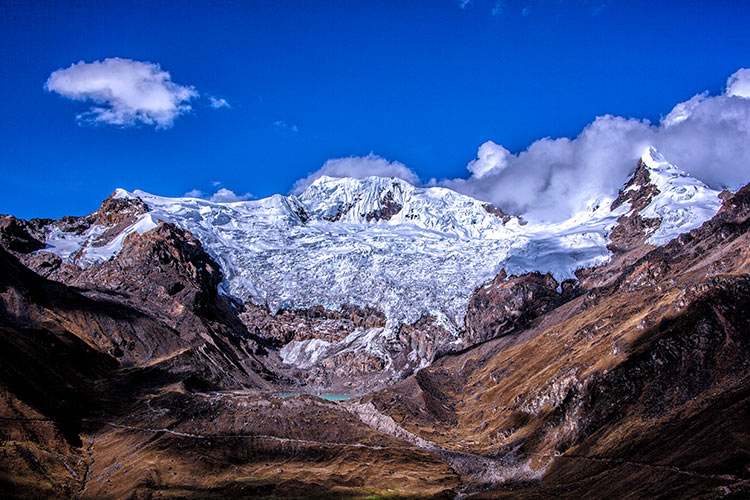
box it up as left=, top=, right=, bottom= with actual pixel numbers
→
left=279, top=338, right=332, bottom=368
left=113, top=188, right=136, bottom=200
left=42, top=213, right=159, bottom=267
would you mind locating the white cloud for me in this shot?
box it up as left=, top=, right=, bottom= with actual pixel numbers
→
left=491, top=1, right=505, bottom=16
left=183, top=187, right=253, bottom=202
left=467, top=141, right=511, bottom=178
left=437, top=67, right=750, bottom=222
left=458, top=0, right=472, bottom=9
left=208, top=188, right=254, bottom=203
left=208, top=96, right=231, bottom=109
left=661, top=92, right=707, bottom=127
left=726, top=68, right=750, bottom=98
left=291, top=153, right=420, bottom=194
left=273, top=120, right=299, bottom=133
left=46, top=57, right=198, bottom=128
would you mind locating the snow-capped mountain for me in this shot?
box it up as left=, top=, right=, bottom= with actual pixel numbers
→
left=637, top=147, right=724, bottom=245
left=40, top=148, right=722, bottom=337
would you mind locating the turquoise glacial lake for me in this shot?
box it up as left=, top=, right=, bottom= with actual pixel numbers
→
left=276, top=394, right=353, bottom=401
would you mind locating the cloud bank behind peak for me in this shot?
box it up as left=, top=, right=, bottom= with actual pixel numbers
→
left=285, top=68, right=750, bottom=223
left=291, top=154, right=420, bottom=195
left=436, top=67, right=750, bottom=221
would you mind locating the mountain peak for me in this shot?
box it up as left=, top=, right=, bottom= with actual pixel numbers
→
left=299, top=175, right=414, bottom=223
left=640, top=145, right=666, bottom=166
left=612, top=148, right=722, bottom=246
left=112, top=187, right=137, bottom=200
left=308, top=174, right=411, bottom=188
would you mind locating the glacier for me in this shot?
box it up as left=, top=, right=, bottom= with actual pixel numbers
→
left=40, top=148, right=722, bottom=333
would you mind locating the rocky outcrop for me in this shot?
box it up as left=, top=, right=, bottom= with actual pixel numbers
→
left=607, top=159, right=661, bottom=256
left=396, top=315, right=456, bottom=365
left=610, top=159, right=660, bottom=212
left=365, top=190, right=403, bottom=221
left=240, top=303, right=386, bottom=346
left=483, top=203, right=512, bottom=224
left=464, top=270, right=577, bottom=344
left=68, top=222, right=224, bottom=324
left=0, top=211, right=276, bottom=388
left=40, top=191, right=149, bottom=240
left=92, top=191, right=149, bottom=227
left=321, top=201, right=354, bottom=222
left=321, top=186, right=404, bottom=222
left=0, top=216, right=46, bottom=254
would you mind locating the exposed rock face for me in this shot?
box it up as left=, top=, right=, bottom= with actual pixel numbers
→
left=316, top=180, right=405, bottom=222
left=0, top=217, right=274, bottom=388
left=41, top=191, right=149, bottom=239
left=364, top=189, right=403, bottom=221
left=482, top=203, right=512, bottom=224
left=0, top=216, right=46, bottom=253
left=321, top=201, right=354, bottom=222
left=92, top=191, right=149, bottom=226
left=607, top=159, right=661, bottom=256
left=396, top=316, right=456, bottom=366
left=67, top=222, right=225, bottom=328
left=611, top=159, right=660, bottom=212
left=240, top=303, right=386, bottom=346
left=320, top=350, right=388, bottom=378
left=465, top=271, right=577, bottom=344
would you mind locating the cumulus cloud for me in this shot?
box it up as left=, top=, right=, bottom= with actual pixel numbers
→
left=660, top=92, right=707, bottom=127
left=458, top=0, right=472, bottom=9
left=208, top=188, right=254, bottom=203
left=438, top=67, right=750, bottom=222
left=726, top=68, right=750, bottom=98
left=183, top=187, right=253, bottom=202
left=467, top=141, right=512, bottom=178
left=208, top=96, right=231, bottom=109
left=45, top=57, right=199, bottom=128
left=291, top=153, right=420, bottom=194
left=183, top=189, right=204, bottom=198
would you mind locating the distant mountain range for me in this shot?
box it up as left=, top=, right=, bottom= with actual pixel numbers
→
left=1, top=147, right=747, bottom=499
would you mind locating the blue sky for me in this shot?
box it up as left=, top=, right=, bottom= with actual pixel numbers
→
left=2, top=0, right=750, bottom=219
